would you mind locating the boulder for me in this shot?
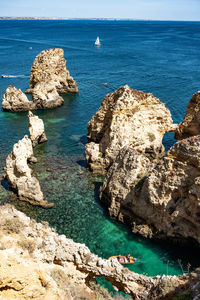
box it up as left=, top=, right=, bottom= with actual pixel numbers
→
left=28, top=111, right=47, bottom=147
left=5, top=135, right=53, bottom=208
left=175, top=90, right=200, bottom=139
left=86, top=85, right=176, bottom=174
left=2, top=85, right=34, bottom=112
left=100, top=136, right=200, bottom=244
left=26, top=48, right=78, bottom=94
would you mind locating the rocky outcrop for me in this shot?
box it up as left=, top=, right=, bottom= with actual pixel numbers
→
left=2, top=85, right=34, bottom=112
left=31, top=81, right=64, bottom=109
left=26, top=48, right=78, bottom=94
left=0, top=204, right=199, bottom=300
left=175, top=90, right=200, bottom=139
left=5, top=135, right=53, bottom=208
left=86, top=85, right=176, bottom=174
left=100, top=136, right=200, bottom=244
left=28, top=111, right=47, bottom=147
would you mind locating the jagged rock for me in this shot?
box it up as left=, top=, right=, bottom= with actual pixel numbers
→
left=28, top=111, right=47, bottom=147
left=5, top=136, right=53, bottom=208
left=2, top=85, right=34, bottom=112
left=26, top=48, right=78, bottom=94
left=100, top=136, right=200, bottom=244
left=175, top=90, right=200, bottom=139
left=32, top=81, right=64, bottom=109
left=86, top=85, right=176, bottom=174
left=0, top=204, right=199, bottom=300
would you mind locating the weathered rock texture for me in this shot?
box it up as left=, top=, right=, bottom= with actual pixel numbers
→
left=28, top=111, right=47, bottom=147
left=27, top=48, right=78, bottom=94
left=100, top=136, right=200, bottom=244
left=86, top=85, right=176, bottom=174
left=0, top=204, right=199, bottom=300
left=176, top=90, right=200, bottom=139
left=5, top=135, right=53, bottom=208
left=2, top=85, right=34, bottom=112
left=31, top=81, right=64, bottom=109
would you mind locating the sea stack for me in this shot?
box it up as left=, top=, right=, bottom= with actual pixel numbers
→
left=100, top=136, right=200, bottom=244
left=28, top=111, right=48, bottom=147
left=5, top=135, right=53, bottom=208
left=26, top=48, right=78, bottom=94
left=175, top=90, right=200, bottom=139
left=86, top=85, right=176, bottom=174
left=2, top=85, right=34, bottom=112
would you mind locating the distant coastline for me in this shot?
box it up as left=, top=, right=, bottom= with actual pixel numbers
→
left=0, top=17, right=199, bottom=21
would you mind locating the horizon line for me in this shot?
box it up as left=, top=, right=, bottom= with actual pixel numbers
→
left=0, top=17, right=200, bottom=22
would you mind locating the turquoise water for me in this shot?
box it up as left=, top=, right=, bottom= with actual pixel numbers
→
left=0, top=20, right=200, bottom=277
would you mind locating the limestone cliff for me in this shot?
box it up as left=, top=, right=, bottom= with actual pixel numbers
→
left=4, top=135, right=53, bottom=208
left=0, top=204, right=199, bottom=300
left=100, top=136, right=200, bottom=244
left=175, top=90, right=200, bottom=139
left=86, top=85, right=176, bottom=174
left=2, top=85, right=34, bottom=112
left=26, top=48, right=78, bottom=94
left=28, top=111, right=47, bottom=147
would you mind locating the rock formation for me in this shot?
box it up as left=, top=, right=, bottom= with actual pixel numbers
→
left=175, top=90, right=200, bottom=139
left=2, top=85, right=34, bottom=112
left=5, top=135, right=53, bottom=208
left=100, top=135, right=200, bottom=244
left=28, top=111, right=47, bottom=147
left=26, top=48, right=78, bottom=94
left=31, top=81, right=64, bottom=109
left=86, top=85, right=176, bottom=174
left=0, top=204, right=199, bottom=300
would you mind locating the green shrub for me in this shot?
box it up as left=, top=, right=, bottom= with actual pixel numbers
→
left=17, top=237, right=36, bottom=254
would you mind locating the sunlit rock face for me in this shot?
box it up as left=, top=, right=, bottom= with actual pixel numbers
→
left=2, top=85, right=34, bottom=112
left=27, top=48, right=78, bottom=94
left=28, top=111, right=47, bottom=147
left=31, top=81, right=64, bottom=109
left=175, top=90, right=200, bottom=139
left=100, top=136, right=200, bottom=244
left=86, top=85, right=176, bottom=174
left=1, top=204, right=199, bottom=300
left=5, top=135, right=52, bottom=208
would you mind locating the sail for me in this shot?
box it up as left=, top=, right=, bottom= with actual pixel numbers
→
left=95, top=36, right=100, bottom=46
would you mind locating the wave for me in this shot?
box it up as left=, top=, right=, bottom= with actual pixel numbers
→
left=1, top=74, right=29, bottom=78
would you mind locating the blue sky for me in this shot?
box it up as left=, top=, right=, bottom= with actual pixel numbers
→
left=1, top=0, right=200, bottom=20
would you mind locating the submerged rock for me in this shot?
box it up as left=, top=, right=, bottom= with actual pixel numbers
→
left=0, top=204, right=199, bottom=300
left=100, top=136, right=200, bottom=244
left=2, top=85, right=34, bottom=112
left=5, top=135, right=53, bottom=208
left=175, top=90, right=200, bottom=139
left=86, top=85, right=176, bottom=174
left=26, top=48, right=78, bottom=94
left=28, top=111, right=47, bottom=147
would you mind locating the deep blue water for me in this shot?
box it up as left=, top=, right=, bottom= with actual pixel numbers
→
left=0, top=20, right=200, bottom=278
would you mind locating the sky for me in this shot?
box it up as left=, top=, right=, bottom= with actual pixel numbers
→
left=1, top=0, right=200, bottom=21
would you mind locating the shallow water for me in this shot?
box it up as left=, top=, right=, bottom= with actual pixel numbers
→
left=0, top=20, right=200, bottom=277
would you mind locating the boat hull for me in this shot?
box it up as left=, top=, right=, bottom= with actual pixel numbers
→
left=108, top=255, right=135, bottom=264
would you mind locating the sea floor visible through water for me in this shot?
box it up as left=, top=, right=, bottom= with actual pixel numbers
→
left=0, top=20, right=200, bottom=281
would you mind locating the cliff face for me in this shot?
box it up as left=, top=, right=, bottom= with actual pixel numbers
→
left=86, top=85, right=176, bottom=174
left=100, top=136, right=200, bottom=243
left=27, top=48, right=78, bottom=94
left=0, top=204, right=199, bottom=300
left=175, top=91, right=200, bottom=139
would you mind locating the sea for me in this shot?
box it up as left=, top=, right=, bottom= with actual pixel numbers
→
left=0, top=20, right=200, bottom=280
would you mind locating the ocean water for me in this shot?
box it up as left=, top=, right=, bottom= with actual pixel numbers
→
left=0, top=20, right=200, bottom=278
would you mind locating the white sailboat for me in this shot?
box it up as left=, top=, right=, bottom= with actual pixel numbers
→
left=95, top=36, right=101, bottom=46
